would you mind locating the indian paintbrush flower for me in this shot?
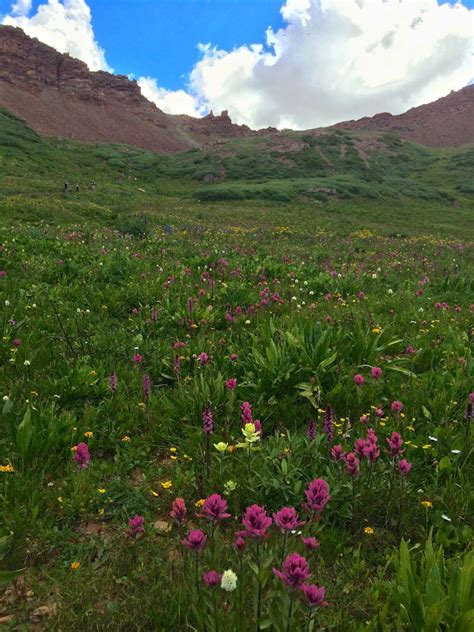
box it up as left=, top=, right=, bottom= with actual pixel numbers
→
left=273, top=553, right=311, bottom=588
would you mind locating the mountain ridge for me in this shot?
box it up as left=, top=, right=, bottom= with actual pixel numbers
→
left=0, top=25, right=472, bottom=153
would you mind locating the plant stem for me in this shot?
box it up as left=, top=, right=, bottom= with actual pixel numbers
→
left=287, top=596, right=294, bottom=632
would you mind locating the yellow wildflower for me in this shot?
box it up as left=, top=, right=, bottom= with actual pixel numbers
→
left=364, top=527, right=375, bottom=535
left=421, top=501, right=433, bottom=509
left=195, top=498, right=205, bottom=508
left=84, top=431, right=94, bottom=439
left=169, top=447, right=177, bottom=453
left=70, top=562, right=81, bottom=571
left=121, top=435, right=131, bottom=442
left=372, top=327, right=382, bottom=334
left=0, top=464, right=14, bottom=473
left=150, top=490, right=159, bottom=497
left=98, top=488, right=106, bottom=494
left=161, top=480, right=172, bottom=490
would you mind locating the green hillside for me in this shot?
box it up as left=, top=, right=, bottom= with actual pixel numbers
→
left=0, top=107, right=473, bottom=238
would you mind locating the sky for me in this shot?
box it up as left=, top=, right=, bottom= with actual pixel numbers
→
left=1, top=0, right=473, bottom=129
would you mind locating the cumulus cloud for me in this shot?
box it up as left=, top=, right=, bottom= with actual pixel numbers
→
left=11, top=0, right=32, bottom=16
left=2, top=0, right=110, bottom=71
left=188, top=0, right=474, bottom=129
left=137, top=77, right=204, bottom=117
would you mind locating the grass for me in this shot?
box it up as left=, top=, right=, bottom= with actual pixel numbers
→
left=0, top=107, right=473, bottom=630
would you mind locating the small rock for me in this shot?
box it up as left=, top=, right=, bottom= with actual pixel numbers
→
left=153, top=520, right=171, bottom=534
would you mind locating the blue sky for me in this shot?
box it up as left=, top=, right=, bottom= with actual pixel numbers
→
left=1, top=0, right=473, bottom=128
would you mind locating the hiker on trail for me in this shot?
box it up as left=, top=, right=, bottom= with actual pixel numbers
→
left=75, top=183, right=80, bottom=192
left=64, top=182, right=69, bottom=193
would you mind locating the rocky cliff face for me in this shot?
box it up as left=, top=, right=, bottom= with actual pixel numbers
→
left=0, top=25, right=190, bottom=152
left=331, top=85, right=474, bottom=147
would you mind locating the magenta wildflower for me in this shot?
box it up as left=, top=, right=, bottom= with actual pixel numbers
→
left=323, top=407, right=334, bottom=443
left=73, top=442, right=90, bottom=469
left=375, top=407, right=385, bottom=418
left=331, top=445, right=345, bottom=462
left=198, top=352, right=209, bottom=366
left=303, top=479, right=331, bottom=515
left=307, top=419, right=316, bottom=442
left=354, top=374, right=365, bottom=386
left=301, top=536, right=320, bottom=551
left=198, top=494, right=231, bottom=522
left=181, top=529, right=207, bottom=551
left=398, top=459, right=412, bottom=475
left=387, top=432, right=404, bottom=457
left=235, top=536, right=246, bottom=552
left=344, top=452, right=360, bottom=477
left=230, top=353, right=238, bottom=361
left=371, top=366, right=382, bottom=379
left=133, top=353, right=142, bottom=364
left=238, top=504, right=272, bottom=540
left=109, top=371, right=117, bottom=393
left=203, top=571, right=222, bottom=587
left=128, top=514, right=145, bottom=537
left=226, top=378, right=237, bottom=390
left=273, top=553, right=311, bottom=588
left=241, top=401, right=253, bottom=426
left=406, top=345, right=415, bottom=356
left=354, top=439, right=366, bottom=459
left=202, top=407, right=214, bottom=434
left=300, top=584, right=328, bottom=608
left=170, top=497, right=187, bottom=525
left=391, top=400, right=404, bottom=413
left=363, top=441, right=380, bottom=462
left=273, top=507, right=305, bottom=532
left=143, top=374, right=151, bottom=400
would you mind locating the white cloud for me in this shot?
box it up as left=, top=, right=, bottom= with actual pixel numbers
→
left=11, top=0, right=32, bottom=16
left=137, top=76, right=204, bottom=117
left=188, top=0, right=474, bottom=129
left=2, top=0, right=109, bottom=71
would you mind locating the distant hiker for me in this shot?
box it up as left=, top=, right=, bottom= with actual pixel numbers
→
left=91, top=181, right=96, bottom=191
left=75, top=183, right=80, bottom=192
left=64, top=182, right=69, bottom=193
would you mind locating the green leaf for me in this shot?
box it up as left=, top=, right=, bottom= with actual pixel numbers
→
left=438, top=456, right=452, bottom=472
left=16, top=407, right=34, bottom=462
left=0, top=568, right=25, bottom=588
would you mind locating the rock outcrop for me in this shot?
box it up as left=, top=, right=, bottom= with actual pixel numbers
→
left=0, top=25, right=191, bottom=153
left=331, top=86, right=474, bottom=147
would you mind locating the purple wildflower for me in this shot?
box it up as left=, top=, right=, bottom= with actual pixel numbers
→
left=323, top=407, right=334, bottom=443
left=273, top=507, right=305, bottom=532
left=273, top=553, right=311, bottom=588
left=300, top=584, right=328, bottom=608
left=203, top=571, right=222, bottom=587
left=398, top=459, right=412, bottom=475
left=202, top=407, right=214, bottom=435
left=181, top=529, right=207, bottom=552
left=303, top=479, right=331, bottom=515
left=143, top=374, right=151, bottom=401
left=128, top=514, right=145, bottom=538
left=307, top=419, right=316, bottom=442
left=73, top=442, right=90, bottom=469
left=170, top=497, right=187, bottom=525
left=197, top=494, right=231, bottom=522
left=109, top=371, right=117, bottom=393
left=237, top=504, right=272, bottom=540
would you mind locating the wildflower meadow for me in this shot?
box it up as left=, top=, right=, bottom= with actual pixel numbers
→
left=0, top=220, right=473, bottom=630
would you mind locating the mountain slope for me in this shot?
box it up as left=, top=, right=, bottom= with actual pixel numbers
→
left=0, top=25, right=196, bottom=154
left=1, top=25, right=473, bottom=153
left=331, top=86, right=474, bottom=147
